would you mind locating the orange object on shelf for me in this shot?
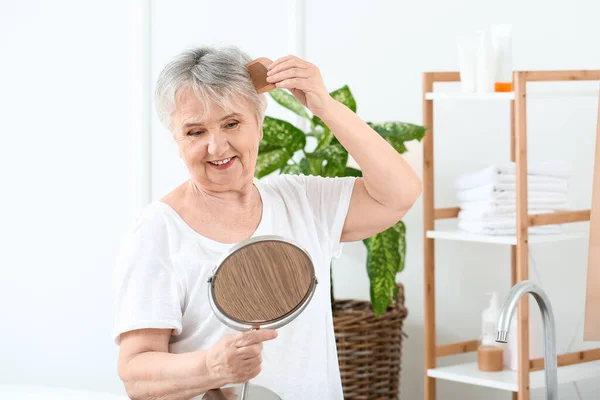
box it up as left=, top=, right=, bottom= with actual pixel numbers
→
left=495, top=82, right=513, bottom=92
left=478, top=345, right=504, bottom=372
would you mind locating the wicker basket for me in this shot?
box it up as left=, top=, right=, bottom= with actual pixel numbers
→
left=333, top=283, right=408, bottom=400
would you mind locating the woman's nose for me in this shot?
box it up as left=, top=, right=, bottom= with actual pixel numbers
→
left=207, top=132, right=229, bottom=156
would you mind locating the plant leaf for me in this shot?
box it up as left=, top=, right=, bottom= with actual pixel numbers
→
left=269, top=89, right=311, bottom=120
left=385, top=137, right=407, bottom=153
left=330, top=85, right=356, bottom=113
left=258, top=140, right=281, bottom=153
left=363, top=219, right=406, bottom=316
left=280, top=163, right=303, bottom=175
left=312, top=143, right=348, bottom=177
left=324, top=161, right=346, bottom=177
left=367, top=121, right=426, bottom=140
left=305, top=154, right=324, bottom=175
left=311, top=85, right=356, bottom=128
left=262, top=116, right=307, bottom=154
left=255, top=149, right=292, bottom=178
left=367, top=122, right=426, bottom=154
left=345, top=167, right=362, bottom=177
left=299, top=158, right=313, bottom=175
left=393, top=220, right=406, bottom=274
left=317, top=127, right=334, bottom=149
left=312, top=115, right=325, bottom=129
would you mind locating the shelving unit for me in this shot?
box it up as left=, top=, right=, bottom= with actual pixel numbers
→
left=422, top=70, right=600, bottom=400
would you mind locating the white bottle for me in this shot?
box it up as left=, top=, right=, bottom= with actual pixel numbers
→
left=503, top=313, right=540, bottom=370
left=475, top=29, right=495, bottom=93
left=481, top=292, right=501, bottom=346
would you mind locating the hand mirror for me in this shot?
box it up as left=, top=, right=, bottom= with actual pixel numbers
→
left=202, top=235, right=318, bottom=400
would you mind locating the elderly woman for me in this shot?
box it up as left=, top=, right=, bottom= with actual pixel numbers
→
left=112, top=46, right=421, bottom=400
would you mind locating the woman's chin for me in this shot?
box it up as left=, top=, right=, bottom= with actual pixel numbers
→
left=202, top=164, right=253, bottom=187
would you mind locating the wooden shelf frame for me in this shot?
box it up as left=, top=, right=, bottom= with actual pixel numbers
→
left=422, top=69, right=600, bottom=400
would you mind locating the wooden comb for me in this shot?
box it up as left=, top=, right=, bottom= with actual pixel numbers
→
left=247, top=57, right=276, bottom=94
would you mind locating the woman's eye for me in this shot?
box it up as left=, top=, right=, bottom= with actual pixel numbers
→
left=225, top=121, right=239, bottom=129
left=188, top=130, right=204, bottom=136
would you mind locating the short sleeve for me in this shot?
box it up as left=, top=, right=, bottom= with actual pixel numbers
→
left=274, top=174, right=357, bottom=257
left=111, top=207, right=184, bottom=345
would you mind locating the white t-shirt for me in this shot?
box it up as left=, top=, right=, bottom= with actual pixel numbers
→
left=112, top=173, right=357, bottom=400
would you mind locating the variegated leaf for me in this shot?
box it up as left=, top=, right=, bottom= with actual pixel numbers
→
left=269, top=89, right=311, bottom=120
left=280, top=163, right=303, bottom=175
left=368, top=122, right=426, bottom=154
left=363, top=219, right=406, bottom=316
left=262, top=116, right=306, bottom=154
left=255, top=149, right=292, bottom=178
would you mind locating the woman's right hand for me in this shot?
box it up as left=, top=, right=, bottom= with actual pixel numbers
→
left=205, top=329, right=278, bottom=385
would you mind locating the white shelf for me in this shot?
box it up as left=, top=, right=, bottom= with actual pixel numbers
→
left=426, top=229, right=588, bottom=245
left=425, top=91, right=599, bottom=100
left=425, top=92, right=515, bottom=100
left=428, top=360, right=600, bottom=392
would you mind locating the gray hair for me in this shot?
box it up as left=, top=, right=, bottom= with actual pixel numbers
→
left=154, top=45, right=268, bottom=130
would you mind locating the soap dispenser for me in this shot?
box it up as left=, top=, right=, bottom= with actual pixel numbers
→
left=477, top=292, right=504, bottom=371
left=481, top=292, right=500, bottom=346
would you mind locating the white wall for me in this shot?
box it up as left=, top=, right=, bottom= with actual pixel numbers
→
left=0, top=0, right=134, bottom=395
left=2, top=1, right=600, bottom=399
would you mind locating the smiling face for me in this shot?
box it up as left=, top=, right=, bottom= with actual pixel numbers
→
left=170, top=86, right=262, bottom=193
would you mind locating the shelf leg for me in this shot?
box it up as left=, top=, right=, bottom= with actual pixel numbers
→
left=514, top=71, right=531, bottom=400
left=511, top=81, right=519, bottom=400
left=423, top=72, right=436, bottom=400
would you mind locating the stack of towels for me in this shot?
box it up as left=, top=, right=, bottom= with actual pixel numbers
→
left=454, top=160, right=571, bottom=235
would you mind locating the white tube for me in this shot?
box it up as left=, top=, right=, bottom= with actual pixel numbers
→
left=456, top=35, right=478, bottom=93
left=490, top=24, right=513, bottom=92
left=475, top=29, right=494, bottom=93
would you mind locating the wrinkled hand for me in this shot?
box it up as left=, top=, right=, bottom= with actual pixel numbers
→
left=266, top=55, right=332, bottom=117
left=205, top=329, right=278, bottom=385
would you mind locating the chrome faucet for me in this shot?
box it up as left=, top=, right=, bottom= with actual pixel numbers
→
left=495, top=280, right=558, bottom=400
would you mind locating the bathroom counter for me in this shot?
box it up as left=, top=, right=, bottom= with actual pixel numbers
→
left=0, top=385, right=129, bottom=399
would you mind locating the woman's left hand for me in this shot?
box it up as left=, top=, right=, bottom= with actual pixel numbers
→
left=266, top=55, right=332, bottom=117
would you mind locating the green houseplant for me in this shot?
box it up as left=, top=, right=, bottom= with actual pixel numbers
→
left=255, top=85, right=425, bottom=317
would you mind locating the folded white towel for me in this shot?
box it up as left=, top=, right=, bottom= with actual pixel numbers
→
left=456, top=184, right=568, bottom=203
left=490, top=175, right=567, bottom=185
left=458, top=219, right=563, bottom=235
left=488, top=181, right=567, bottom=193
left=496, top=160, right=571, bottom=178
left=458, top=209, right=555, bottom=221
left=455, top=161, right=571, bottom=191
left=458, top=173, right=568, bottom=191
left=459, top=199, right=568, bottom=214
